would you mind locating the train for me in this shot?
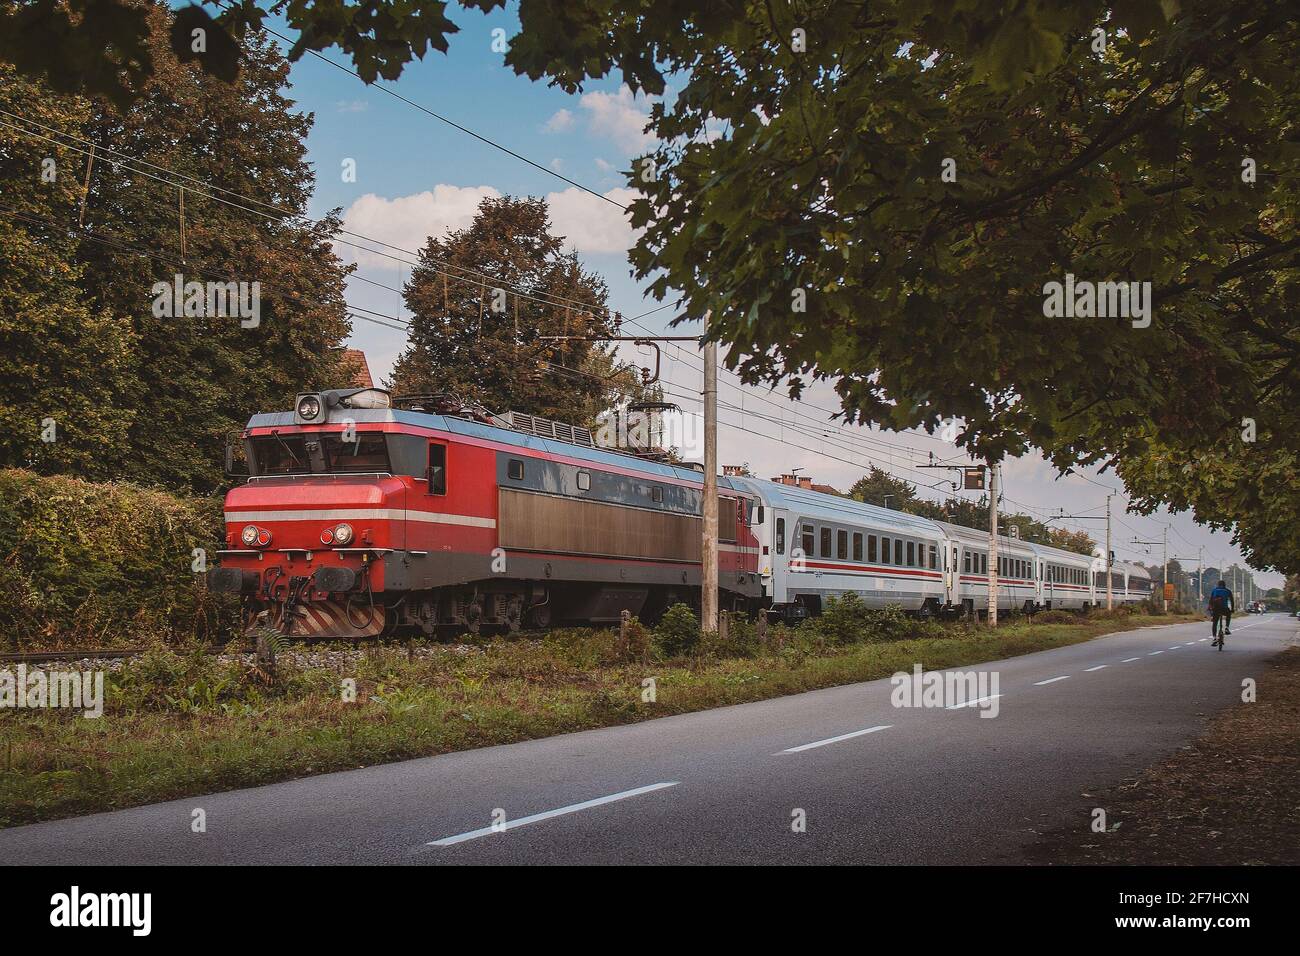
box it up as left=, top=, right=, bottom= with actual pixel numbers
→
left=208, top=387, right=1152, bottom=638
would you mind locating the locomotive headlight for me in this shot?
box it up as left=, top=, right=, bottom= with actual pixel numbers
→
left=296, top=395, right=322, bottom=420
left=241, top=525, right=259, bottom=546
left=332, top=522, right=354, bottom=546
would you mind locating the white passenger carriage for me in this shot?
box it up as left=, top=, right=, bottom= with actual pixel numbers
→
left=1027, top=540, right=1099, bottom=610
left=932, top=520, right=1041, bottom=615
left=737, top=476, right=1150, bottom=620
left=731, top=478, right=947, bottom=618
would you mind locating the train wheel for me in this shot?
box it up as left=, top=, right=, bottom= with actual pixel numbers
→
left=527, top=602, right=552, bottom=629
left=464, top=601, right=483, bottom=635
left=504, top=598, right=524, bottom=634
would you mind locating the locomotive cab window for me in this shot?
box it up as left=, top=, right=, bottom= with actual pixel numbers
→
left=651, top=486, right=663, bottom=503
left=427, top=442, right=447, bottom=495
left=507, top=459, right=525, bottom=480
left=576, top=470, right=590, bottom=491
left=802, top=523, right=814, bottom=556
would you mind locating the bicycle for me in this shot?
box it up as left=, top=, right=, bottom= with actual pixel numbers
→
left=1211, top=611, right=1230, bottom=650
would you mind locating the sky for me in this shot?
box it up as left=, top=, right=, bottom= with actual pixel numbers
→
left=262, top=4, right=1282, bottom=589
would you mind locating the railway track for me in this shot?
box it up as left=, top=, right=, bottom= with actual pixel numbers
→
left=0, top=648, right=147, bottom=665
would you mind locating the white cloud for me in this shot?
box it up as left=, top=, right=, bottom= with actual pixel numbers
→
left=338, top=185, right=501, bottom=269
left=541, top=108, right=576, bottom=133
left=594, top=157, right=615, bottom=173
left=335, top=99, right=369, bottom=113
left=579, top=85, right=657, bottom=154
left=545, top=186, right=641, bottom=255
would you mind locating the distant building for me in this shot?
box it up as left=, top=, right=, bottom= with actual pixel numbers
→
left=771, top=473, right=841, bottom=496
left=340, top=349, right=374, bottom=388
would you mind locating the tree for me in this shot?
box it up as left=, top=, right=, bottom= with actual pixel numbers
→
left=1047, top=528, right=1095, bottom=557
left=0, top=66, right=135, bottom=475
left=848, top=466, right=942, bottom=518
left=501, top=0, right=1299, bottom=572
left=22, top=3, right=353, bottom=492
left=391, top=195, right=633, bottom=425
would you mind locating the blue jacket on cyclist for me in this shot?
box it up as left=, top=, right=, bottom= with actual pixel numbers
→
left=1209, top=583, right=1234, bottom=614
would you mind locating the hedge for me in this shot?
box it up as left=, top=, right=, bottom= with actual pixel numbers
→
left=0, top=469, right=235, bottom=648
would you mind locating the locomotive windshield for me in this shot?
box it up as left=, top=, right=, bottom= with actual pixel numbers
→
left=250, top=432, right=392, bottom=475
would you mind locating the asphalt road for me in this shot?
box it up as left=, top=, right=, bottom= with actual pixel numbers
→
left=4, top=613, right=1294, bottom=865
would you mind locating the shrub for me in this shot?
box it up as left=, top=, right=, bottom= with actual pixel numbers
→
left=865, top=602, right=915, bottom=642
left=0, top=469, right=235, bottom=648
left=700, top=612, right=761, bottom=659
left=653, top=603, right=701, bottom=657
left=1033, top=609, right=1081, bottom=624
left=811, top=592, right=873, bottom=644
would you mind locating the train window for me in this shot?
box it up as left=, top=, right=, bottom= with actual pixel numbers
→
left=895, top=539, right=903, bottom=565
left=427, top=443, right=447, bottom=495
left=963, top=551, right=971, bottom=573
left=508, top=459, right=525, bottom=480
left=651, top=486, right=663, bottom=503
left=868, top=535, right=877, bottom=562
left=837, top=529, right=848, bottom=560
left=321, top=433, right=391, bottom=473
left=576, top=470, right=590, bottom=491
left=775, top=518, right=785, bottom=554
left=929, top=545, right=937, bottom=570
left=249, top=434, right=313, bottom=474
left=802, top=524, right=815, bottom=556
left=980, top=553, right=987, bottom=574
left=756, top=505, right=764, bottom=525
left=820, top=527, right=832, bottom=557
left=853, top=533, right=863, bottom=562
left=906, top=541, right=915, bottom=567
left=881, top=536, right=891, bottom=564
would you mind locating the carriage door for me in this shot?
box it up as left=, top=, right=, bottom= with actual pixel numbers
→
left=1035, top=558, right=1044, bottom=605
left=945, top=544, right=958, bottom=606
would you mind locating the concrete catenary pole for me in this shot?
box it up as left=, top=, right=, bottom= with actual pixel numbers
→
left=1105, top=494, right=1113, bottom=611
left=987, top=462, right=999, bottom=626
left=701, top=336, right=719, bottom=634
left=1162, top=525, right=1169, bottom=612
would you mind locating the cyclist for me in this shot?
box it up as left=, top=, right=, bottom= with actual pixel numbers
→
left=1208, top=580, right=1234, bottom=648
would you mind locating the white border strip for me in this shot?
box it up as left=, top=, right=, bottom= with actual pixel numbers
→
left=227, top=508, right=496, bottom=529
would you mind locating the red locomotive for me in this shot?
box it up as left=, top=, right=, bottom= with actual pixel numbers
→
left=209, top=388, right=761, bottom=638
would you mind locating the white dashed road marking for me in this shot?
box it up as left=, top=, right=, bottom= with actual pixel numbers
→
left=780, top=725, right=892, bottom=754
left=428, top=782, right=680, bottom=847
left=1149, top=651, right=1164, bottom=656
left=1122, top=657, right=1141, bottom=663
left=1034, top=676, right=1071, bottom=686
left=946, top=694, right=1003, bottom=710
left=1084, top=665, right=1108, bottom=672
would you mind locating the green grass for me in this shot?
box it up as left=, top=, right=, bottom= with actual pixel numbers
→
left=0, top=610, right=1197, bottom=827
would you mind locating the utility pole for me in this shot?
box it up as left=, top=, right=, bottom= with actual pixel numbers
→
left=1105, top=495, right=1113, bottom=610
left=701, top=337, right=718, bottom=634
left=1131, top=525, right=1169, bottom=609
left=1163, top=526, right=1169, bottom=611
left=987, top=461, right=999, bottom=626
